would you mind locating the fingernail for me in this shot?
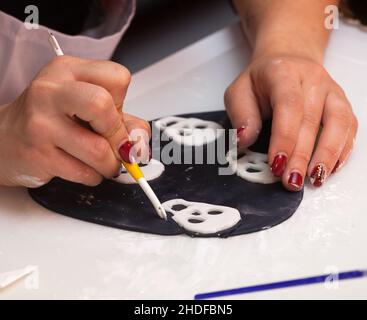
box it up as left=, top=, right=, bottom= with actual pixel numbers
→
left=288, top=172, right=303, bottom=191
left=119, top=141, right=134, bottom=163
left=236, top=126, right=246, bottom=139
left=332, top=160, right=340, bottom=174
left=310, top=163, right=326, bottom=187
left=271, top=154, right=288, bottom=177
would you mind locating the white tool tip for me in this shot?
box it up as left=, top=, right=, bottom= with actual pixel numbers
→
left=138, top=178, right=167, bottom=220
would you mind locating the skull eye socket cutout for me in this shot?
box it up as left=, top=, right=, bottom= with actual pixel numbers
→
left=113, top=159, right=165, bottom=184
left=171, top=204, right=187, bottom=211
left=163, top=199, right=242, bottom=235
left=154, top=116, right=223, bottom=146
left=154, top=116, right=186, bottom=131
left=208, top=210, right=222, bottom=215
left=227, top=149, right=280, bottom=184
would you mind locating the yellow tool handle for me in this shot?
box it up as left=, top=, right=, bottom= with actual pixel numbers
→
left=121, top=160, right=144, bottom=181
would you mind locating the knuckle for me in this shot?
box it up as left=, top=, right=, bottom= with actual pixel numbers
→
left=330, top=94, right=352, bottom=113
left=279, top=92, right=303, bottom=110
left=351, top=114, right=359, bottom=131
left=136, top=119, right=151, bottom=133
left=27, top=79, right=57, bottom=100
left=104, top=115, right=122, bottom=138
left=89, top=88, right=113, bottom=115
left=92, top=137, right=110, bottom=161
left=74, top=166, right=102, bottom=186
left=323, top=144, right=341, bottom=159
left=292, top=150, right=311, bottom=165
left=303, top=113, right=320, bottom=129
left=82, top=168, right=100, bottom=184
left=23, top=81, right=59, bottom=139
left=114, top=64, right=131, bottom=87
left=333, top=111, right=353, bottom=128
left=276, top=129, right=298, bottom=146
left=24, top=113, right=50, bottom=139
left=50, top=55, right=76, bottom=68
left=95, top=61, right=131, bottom=88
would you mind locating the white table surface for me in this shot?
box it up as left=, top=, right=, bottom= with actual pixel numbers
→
left=1, top=22, right=367, bottom=300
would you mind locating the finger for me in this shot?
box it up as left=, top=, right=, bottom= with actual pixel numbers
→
left=73, top=60, right=131, bottom=110
left=308, top=92, right=353, bottom=187
left=123, top=113, right=151, bottom=141
left=48, top=147, right=103, bottom=186
left=46, top=56, right=131, bottom=109
left=267, top=76, right=304, bottom=177
left=283, top=85, right=325, bottom=191
left=53, top=81, right=131, bottom=162
left=224, top=74, right=263, bottom=148
left=332, top=113, right=358, bottom=173
left=51, top=117, right=121, bottom=178
left=122, top=113, right=152, bottom=164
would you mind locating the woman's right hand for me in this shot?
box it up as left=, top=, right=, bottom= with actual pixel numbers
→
left=0, top=56, right=151, bottom=187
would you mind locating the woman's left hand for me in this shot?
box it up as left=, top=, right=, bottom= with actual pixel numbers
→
left=225, top=54, right=358, bottom=191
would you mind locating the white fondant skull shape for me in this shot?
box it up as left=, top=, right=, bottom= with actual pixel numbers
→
left=113, top=159, right=165, bottom=184
left=227, top=149, right=279, bottom=184
left=163, top=199, right=241, bottom=235
left=154, top=116, right=223, bottom=146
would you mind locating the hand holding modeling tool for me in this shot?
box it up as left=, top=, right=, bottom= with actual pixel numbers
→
left=47, top=31, right=167, bottom=220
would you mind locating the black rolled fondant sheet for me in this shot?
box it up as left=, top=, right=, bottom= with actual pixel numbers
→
left=28, top=111, right=303, bottom=237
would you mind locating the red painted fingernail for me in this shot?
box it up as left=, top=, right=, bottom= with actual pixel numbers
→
left=332, top=160, right=340, bottom=174
left=288, top=172, right=303, bottom=191
left=236, top=126, right=246, bottom=139
left=310, top=164, right=326, bottom=187
left=271, top=154, right=288, bottom=177
left=119, top=141, right=134, bottom=163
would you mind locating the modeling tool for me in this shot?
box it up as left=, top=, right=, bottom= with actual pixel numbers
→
left=122, top=160, right=167, bottom=219
left=47, top=31, right=64, bottom=56
left=47, top=31, right=167, bottom=220
left=195, top=269, right=367, bottom=299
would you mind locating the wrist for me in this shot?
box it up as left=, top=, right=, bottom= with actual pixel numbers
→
left=251, top=31, right=326, bottom=64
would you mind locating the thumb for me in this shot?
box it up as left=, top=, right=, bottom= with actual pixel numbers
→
left=224, top=74, right=262, bottom=148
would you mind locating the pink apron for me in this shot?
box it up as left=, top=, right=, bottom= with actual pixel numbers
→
left=0, top=0, right=136, bottom=105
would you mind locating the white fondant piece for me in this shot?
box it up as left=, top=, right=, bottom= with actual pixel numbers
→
left=154, top=116, right=187, bottom=131
left=226, top=149, right=279, bottom=184
left=163, top=199, right=241, bottom=235
left=114, top=159, right=165, bottom=184
left=154, top=116, right=223, bottom=146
